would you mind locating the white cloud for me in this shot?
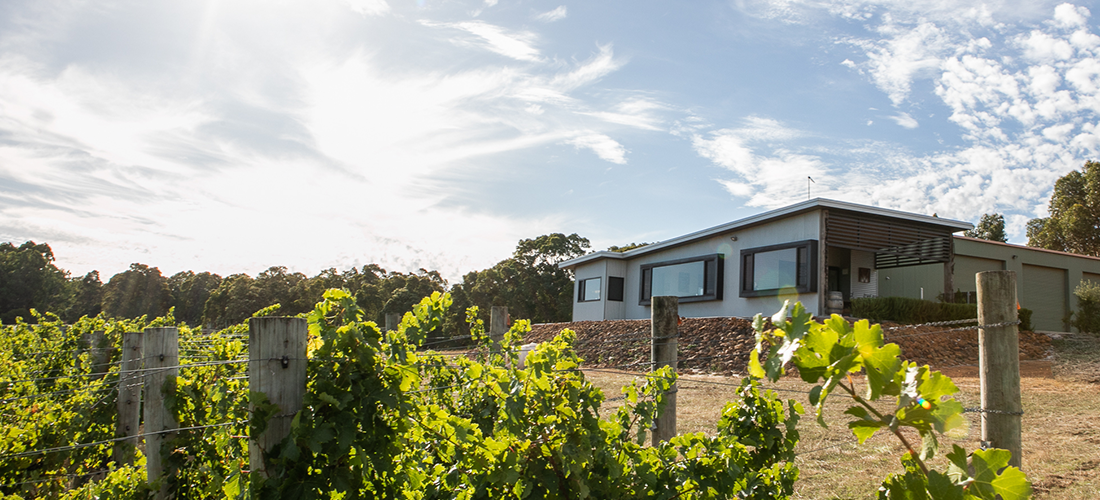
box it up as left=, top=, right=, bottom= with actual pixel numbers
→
left=427, top=21, right=542, bottom=62
left=890, top=112, right=919, bottom=128
left=536, top=6, right=568, bottom=22
left=692, top=120, right=829, bottom=208
left=1052, top=3, right=1089, bottom=28
left=550, top=44, right=623, bottom=90
left=1020, top=30, right=1075, bottom=62
left=583, top=96, right=666, bottom=130
left=0, top=1, right=665, bottom=282
left=848, top=21, right=949, bottom=105
left=568, top=134, right=627, bottom=164
left=344, top=0, right=390, bottom=16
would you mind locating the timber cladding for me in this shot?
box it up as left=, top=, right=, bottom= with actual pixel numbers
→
left=825, top=211, right=953, bottom=269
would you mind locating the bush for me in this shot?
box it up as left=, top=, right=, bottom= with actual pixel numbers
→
left=1018, top=307, right=1033, bottom=331
left=850, top=296, right=977, bottom=324
left=1072, top=280, right=1100, bottom=335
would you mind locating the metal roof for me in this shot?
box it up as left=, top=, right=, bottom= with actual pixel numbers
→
left=558, top=198, right=973, bottom=269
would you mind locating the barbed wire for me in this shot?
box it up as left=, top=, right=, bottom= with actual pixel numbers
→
left=884, top=318, right=980, bottom=330
left=883, top=320, right=1021, bottom=340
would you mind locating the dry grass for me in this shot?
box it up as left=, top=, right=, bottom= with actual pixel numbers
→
left=583, top=336, right=1100, bottom=499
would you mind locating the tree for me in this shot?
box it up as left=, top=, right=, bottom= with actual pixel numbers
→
left=964, top=213, right=1007, bottom=242
left=1027, top=161, right=1100, bottom=256
left=607, top=242, right=650, bottom=252
left=0, top=241, right=70, bottom=323
left=101, top=263, right=170, bottom=319
left=201, top=266, right=307, bottom=327
left=168, top=271, right=223, bottom=326
left=66, top=270, right=104, bottom=322
left=455, top=233, right=591, bottom=330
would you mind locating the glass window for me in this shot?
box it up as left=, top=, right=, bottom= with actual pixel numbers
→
left=579, top=277, right=601, bottom=302
left=639, top=254, right=723, bottom=305
left=752, top=247, right=797, bottom=291
left=652, top=261, right=706, bottom=297
left=739, top=240, right=818, bottom=297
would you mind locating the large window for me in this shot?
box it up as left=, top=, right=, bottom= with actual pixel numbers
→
left=739, top=240, right=818, bottom=297
left=640, top=254, right=723, bottom=305
left=579, top=277, right=601, bottom=302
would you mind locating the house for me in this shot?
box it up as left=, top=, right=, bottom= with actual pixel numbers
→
left=559, top=198, right=1100, bottom=332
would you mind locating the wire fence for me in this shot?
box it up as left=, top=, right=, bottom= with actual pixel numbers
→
left=0, top=313, right=1038, bottom=493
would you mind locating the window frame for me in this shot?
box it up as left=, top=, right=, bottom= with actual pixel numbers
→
left=638, top=254, right=723, bottom=306
left=578, top=277, right=602, bottom=302
left=739, top=239, right=819, bottom=298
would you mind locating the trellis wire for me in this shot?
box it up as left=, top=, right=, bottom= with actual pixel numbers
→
left=0, top=421, right=246, bottom=461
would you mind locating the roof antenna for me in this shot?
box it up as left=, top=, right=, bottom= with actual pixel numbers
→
left=807, top=176, right=815, bottom=200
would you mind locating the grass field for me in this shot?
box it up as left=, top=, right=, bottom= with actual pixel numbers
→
left=584, top=335, right=1100, bottom=499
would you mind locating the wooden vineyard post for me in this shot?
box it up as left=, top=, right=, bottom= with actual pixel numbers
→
left=977, top=271, right=1023, bottom=469
left=143, top=327, right=179, bottom=498
left=249, top=317, right=307, bottom=480
left=490, top=306, right=507, bottom=355
left=79, top=331, right=109, bottom=379
left=386, top=313, right=400, bottom=333
left=651, top=296, right=678, bottom=445
left=113, top=330, right=143, bottom=466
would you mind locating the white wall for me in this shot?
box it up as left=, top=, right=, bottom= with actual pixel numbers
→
left=850, top=250, right=878, bottom=298
left=571, top=260, right=609, bottom=321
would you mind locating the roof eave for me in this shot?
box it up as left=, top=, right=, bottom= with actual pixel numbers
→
left=558, top=198, right=974, bottom=269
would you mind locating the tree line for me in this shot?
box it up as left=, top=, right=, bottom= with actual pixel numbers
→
left=0, top=233, right=592, bottom=336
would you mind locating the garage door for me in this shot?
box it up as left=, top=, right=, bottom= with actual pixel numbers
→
left=1021, top=264, right=1068, bottom=332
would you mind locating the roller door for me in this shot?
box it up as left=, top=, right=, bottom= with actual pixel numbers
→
left=1021, top=264, right=1068, bottom=332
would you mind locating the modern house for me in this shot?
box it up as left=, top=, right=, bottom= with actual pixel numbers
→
left=560, top=198, right=1100, bottom=332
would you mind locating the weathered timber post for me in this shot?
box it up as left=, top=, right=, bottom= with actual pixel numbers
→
left=385, top=313, right=400, bottom=333
left=113, top=330, right=143, bottom=466
left=651, top=296, right=678, bottom=445
left=490, top=306, right=507, bottom=354
left=249, top=317, right=307, bottom=480
left=143, top=327, right=179, bottom=498
left=77, top=331, right=109, bottom=378
left=977, top=271, right=1023, bottom=469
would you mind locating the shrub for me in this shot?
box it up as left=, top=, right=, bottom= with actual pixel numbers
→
left=850, top=296, right=977, bottom=324
left=1018, top=308, right=1033, bottom=331
left=1072, top=280, right=1100, bottom=335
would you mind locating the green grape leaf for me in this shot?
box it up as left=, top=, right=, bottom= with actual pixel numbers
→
left=849, top=419, right=886, bottom=443
left=969, top=448, right=1032, bottom=500
left=945, top=444, right=971, bottom=485
left=917, top=370, right=959, bottom=402
left=862, top=343, right=902, bottom=400
left=748, top=349, right=766, bottom=379
left=919, top=430, right=938, bottom=461
left=808, top=385, right=823, bottom=406
left=926, top=470, right=965, bottom=500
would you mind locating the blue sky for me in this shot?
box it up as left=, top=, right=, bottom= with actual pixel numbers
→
left=2, top=0, right=1099, bottom=282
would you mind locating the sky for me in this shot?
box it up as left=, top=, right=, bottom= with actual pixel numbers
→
left=3, top=0, right=1100, bottom=284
